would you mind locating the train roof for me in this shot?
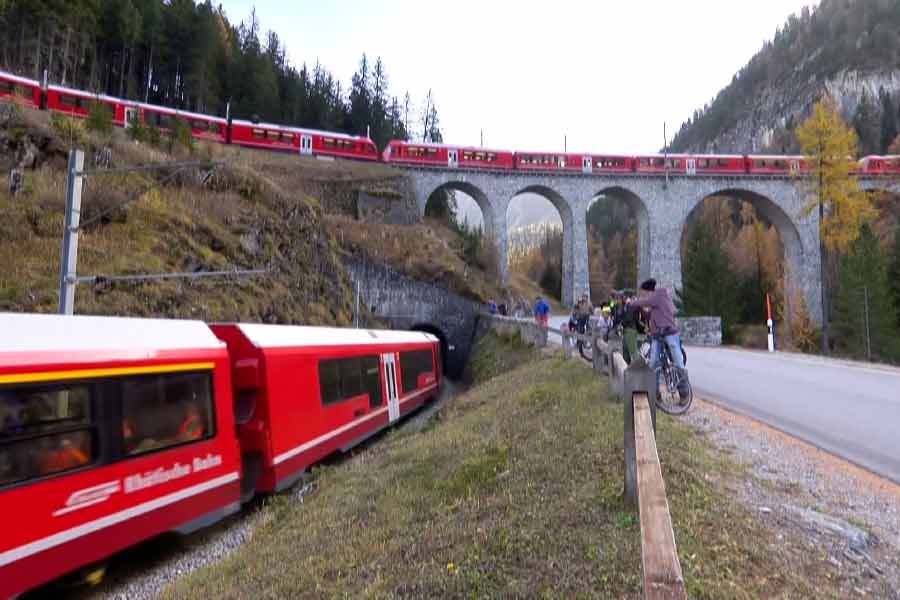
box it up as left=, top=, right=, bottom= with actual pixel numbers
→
left=222, top=323, right=438, bottom=349
left=0, top=313, right=223, bottom=355
left=0, top=69, right=39, bottom=86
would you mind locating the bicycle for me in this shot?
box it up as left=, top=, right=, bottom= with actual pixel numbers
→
left=641, top=335, right=692, bottom=415
left=569, top=316, right=594, bottom=362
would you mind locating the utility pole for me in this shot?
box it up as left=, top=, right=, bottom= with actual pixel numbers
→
left=58, top=149, right=85, bottom=315
left=480, top=129, right=483, bottom=148
left=663, top=122, right=669, bottom=189
left=564, top=134, right=567, bottom=152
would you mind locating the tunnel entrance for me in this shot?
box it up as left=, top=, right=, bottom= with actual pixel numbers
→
left=410, top=323, right=450, bottom=375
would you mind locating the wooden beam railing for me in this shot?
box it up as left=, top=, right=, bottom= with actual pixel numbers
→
left=550, top=323, right=687, bottom=599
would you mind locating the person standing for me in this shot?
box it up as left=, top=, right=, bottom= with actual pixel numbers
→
left=533, top=296, right=550, bottom=328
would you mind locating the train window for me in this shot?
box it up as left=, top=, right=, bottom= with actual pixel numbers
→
left=339, top=357, right=363, bottom=399
left=319, top=360, right=342, bottom=405
left=209, top=123, right=221, bottom=135
left=363, top=357, right=382, bottom=408
left=0, top=383, right=95, bottom=487
left=252, top=129, right=266, bottom=139
left=120, top=372, right=214, bottom=457
left=267, top=130, right=280, bottom=141
left=59, top=94, right=84, bottom=109
left=0, top=81, right=11, bottom=94
left=190, top=120, right=208, bottom=131
left=399, top=350, right=433, bottom=394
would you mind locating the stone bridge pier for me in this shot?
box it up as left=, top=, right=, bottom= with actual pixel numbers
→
left=407, top=167, right=831, bottom=323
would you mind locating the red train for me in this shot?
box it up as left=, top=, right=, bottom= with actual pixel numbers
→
left=0, top=313, right=440, bottom=599
left=2, top=68, right=898, bottom=177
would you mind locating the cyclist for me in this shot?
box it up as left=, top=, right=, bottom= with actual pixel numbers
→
left=630, top=278, right=690, bottom=402
left=572, top=293, right=593, bottom=334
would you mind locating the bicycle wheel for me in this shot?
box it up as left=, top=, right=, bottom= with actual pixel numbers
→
left=655, top=366, right=693, bottom=415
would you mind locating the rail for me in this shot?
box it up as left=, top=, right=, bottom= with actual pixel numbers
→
left=548, top=324, right=687, bottom=599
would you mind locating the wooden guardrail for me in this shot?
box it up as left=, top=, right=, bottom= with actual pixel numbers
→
left=549, top=325, right=687, bottom=600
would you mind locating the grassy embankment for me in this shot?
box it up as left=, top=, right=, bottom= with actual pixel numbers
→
left=162, top=332, right=844, bottom=599
left=0, top=106, right=504, bottom=319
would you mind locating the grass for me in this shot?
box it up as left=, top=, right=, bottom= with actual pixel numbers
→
left=161, top=334, right=846, bottom=599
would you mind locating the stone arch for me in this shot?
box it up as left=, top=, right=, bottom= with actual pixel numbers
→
left=421, top=181, right=494, bottom=238
left=587, top=186, right=652, bottom=291
left=507, top=185, right=576, bottom=306
left=682, top=187, right=806, bottom=326
left=410, top=322, right=450, bottom=375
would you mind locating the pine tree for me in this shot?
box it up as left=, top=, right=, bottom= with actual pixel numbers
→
left=879, top=88, right=898, bottom=154
left=678, top=219, right=741, bottom=339
left=888, top=224, right=900, bottom=331
left=853, top=89, right=879, bottom=155
left=833, top=223, right=900, bottom=361
left=796, top=97, right=876, bottom=353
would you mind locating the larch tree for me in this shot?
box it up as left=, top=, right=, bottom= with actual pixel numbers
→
left=796, top=96, right=876, bottom=353
left=888, top=224, right=900, bottom=331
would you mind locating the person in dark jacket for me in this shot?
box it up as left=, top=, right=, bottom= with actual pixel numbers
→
left=612, top=294, right=648, bottom=364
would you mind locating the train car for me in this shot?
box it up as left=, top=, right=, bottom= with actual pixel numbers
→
left=383, top=140, right=514, bottom=169
left=859, top=155, right=900, bottom=175
left=746, top=155, right=807, bottom=175
left=0, top=70, right=41, bottom=109
left=299, top=129, right=379, bottom=161
left=587, top=155, right=637, bottom=174
left=45, top=84, right=120, bottom=122
left=692, top=155, right=747, bottom=175
left=0, top=313, right=241, bottom=600
left=138, top=103, right=228, bottom=144
left=209, top=324, right=440, bottom=496
left=230, top=119, right=299, bottom=153
left=515, top=151, right=587, bottom=172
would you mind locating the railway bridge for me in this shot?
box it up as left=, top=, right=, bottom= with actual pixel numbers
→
left=405, top=166, right=899, bottom=321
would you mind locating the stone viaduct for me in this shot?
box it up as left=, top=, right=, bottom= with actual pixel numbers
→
left=406, top=166, right=900, bottom=324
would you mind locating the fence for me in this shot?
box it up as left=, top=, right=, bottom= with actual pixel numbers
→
left=549, top=325, right=688, bottom=600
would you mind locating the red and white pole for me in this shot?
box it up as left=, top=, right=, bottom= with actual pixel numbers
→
left=766, top=293, right=775, bottom=352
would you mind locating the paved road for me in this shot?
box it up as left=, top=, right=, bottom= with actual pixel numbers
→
left=687, top=346, right=900, bottom=484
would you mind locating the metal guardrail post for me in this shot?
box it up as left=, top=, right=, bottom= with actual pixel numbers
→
left=623, top=354, right=657, bottom=507
left=562, top=329, right=572, bottom=360
left=591, top=331, right=602, bottom=373
left=58, top=149, right=85, bottom=315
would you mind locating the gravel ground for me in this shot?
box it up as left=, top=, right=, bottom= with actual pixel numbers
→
left=684, top=397, right=900, bottom=598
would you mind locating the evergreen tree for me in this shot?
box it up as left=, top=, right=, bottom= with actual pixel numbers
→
left=853, top=89, right=880, bottom=155
left=424, top=189, right=457, bottom=226
left=832, top=223, right=900, bottom=361
left=888, top=224, right=900, bottom=331
left=879, top=88, right=898, bottom=154
left=678, top=219, right=740, bottom=339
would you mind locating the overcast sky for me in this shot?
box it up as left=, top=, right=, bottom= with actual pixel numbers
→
left=219, top=1, right=812, bottom=154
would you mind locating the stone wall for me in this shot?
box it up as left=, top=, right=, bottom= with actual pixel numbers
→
left=476, top=314, right=549, bottom=348
left=355, top=190, right=418, bottom=225
left=343, top=257, right=482, bottom=378
left=677, top=316, right=722, bottom=346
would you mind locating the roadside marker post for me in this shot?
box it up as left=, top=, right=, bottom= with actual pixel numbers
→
left=766, top=293, right=775, bottom=353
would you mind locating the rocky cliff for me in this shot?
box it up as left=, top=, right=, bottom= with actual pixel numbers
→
left=670, top=0, right=900, bottom=155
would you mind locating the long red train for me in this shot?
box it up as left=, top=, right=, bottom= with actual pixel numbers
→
left=3, top=68, right=899, bottom=176
left=0, top=313, right=441, bottom=599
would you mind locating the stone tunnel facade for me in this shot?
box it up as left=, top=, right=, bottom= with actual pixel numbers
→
left=406, top=167, right=841, bottom=324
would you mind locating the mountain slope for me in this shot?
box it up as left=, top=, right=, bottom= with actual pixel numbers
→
left=670, top=0, right=900, bottom=155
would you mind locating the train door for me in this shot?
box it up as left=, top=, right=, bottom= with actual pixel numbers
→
left=582, top=156, right=592, bottom=174
left=300, top=135, right=313, bottom=156
left=686, top=158, right=697, bottom=175
left=124, top=106, right=138, bottom=127
left=382, top=352, right=400, bottom=423
left=448, top=149, right=458, bottom=168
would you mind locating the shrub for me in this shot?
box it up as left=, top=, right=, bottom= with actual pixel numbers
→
left=50, top=113, right=84, bottom=145
left=168, top=118, right=195, bottom=154
left=86, top=101, right=113, bottom=136
left=127, top=115, right=161, bottom=147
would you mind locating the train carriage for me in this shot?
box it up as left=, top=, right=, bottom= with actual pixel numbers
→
left=303, top=129, right=379, bottom=161
left=515, top=151, right=585, bottom=172
left=0, top=313, right=241, bottom=600
left=210, top=324, right=440, bottom=496
left=45, top=84, right=119, bottom=122
left=746, top=155, right=807, bottom=175
left=137, top=103, right=228, bottom=144
left=859, top=155, right=900, bottom=175
left=0, top=71, right=41, bottom=109
left=383, top=140, right=514, bottom=169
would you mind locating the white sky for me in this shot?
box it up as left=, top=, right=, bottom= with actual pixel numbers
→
left=220, top=0, right=813, bottom=154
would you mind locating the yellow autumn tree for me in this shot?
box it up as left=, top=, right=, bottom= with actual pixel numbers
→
left=796, top=97, right=876, bottom=352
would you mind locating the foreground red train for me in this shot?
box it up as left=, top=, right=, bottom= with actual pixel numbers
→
left=0, top=313, right=440, bottom=599
left=3, top=67, right=899, bottom=177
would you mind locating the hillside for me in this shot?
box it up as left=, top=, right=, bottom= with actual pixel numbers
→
left=0, top=104, right=498, bottom=322
left=670, top=0, right=900, bottom=155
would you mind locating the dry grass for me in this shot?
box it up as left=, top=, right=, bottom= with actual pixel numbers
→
left=326, top=214, right=505, bottom=303
left=0, top=109, right=356, bottom=324
left=161, top=334, right=845, bottom=599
